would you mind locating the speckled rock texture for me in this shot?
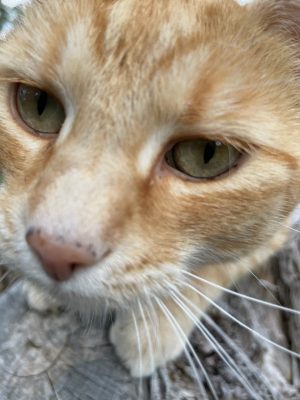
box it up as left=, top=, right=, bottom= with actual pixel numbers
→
left=0, top=221, right=299, bottom=400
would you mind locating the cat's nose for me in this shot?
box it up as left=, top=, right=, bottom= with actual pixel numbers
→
left=26, top=228, right=106, bottom=281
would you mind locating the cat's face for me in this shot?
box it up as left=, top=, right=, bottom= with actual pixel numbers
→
left=0, top=0, right=299, bottom=309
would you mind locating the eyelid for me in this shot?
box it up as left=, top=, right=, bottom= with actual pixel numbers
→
left=168, top=130, right=253, bottom=154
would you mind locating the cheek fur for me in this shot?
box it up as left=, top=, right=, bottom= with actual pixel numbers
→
left=141, top=156, right=297, bottom=269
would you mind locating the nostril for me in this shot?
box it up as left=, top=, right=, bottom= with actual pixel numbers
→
left=70, top=263, right=81, bottom=273
left=26, top=227, right=34, bottom=238
left=26, top=227, right=37, bottom=242
left=25, top=227, right=108, bottom=282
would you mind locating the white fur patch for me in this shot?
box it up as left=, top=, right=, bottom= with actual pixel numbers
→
left=59, top=20, right=95, bottom=71
left=137, top=126, right=173, bottom=177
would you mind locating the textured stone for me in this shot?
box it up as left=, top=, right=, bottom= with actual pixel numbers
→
left=0, top=224, right=299, bottom=399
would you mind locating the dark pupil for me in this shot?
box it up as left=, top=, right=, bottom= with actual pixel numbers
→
left=37, top=91, right=48, bottom=116
left=203, top=141, right=216, bottom=164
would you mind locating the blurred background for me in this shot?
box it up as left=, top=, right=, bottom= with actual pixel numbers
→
left=0, top=1, right=19, bottom=36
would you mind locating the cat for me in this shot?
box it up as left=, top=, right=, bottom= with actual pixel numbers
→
left=0, top=0, right=299, bottom=381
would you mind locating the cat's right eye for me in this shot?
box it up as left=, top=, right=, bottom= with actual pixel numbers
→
left=14, top=84, right=65, bottom=136
left=165, top=139, right=241, bottom=179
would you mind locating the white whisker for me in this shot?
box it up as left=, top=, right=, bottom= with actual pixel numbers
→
left=181, top=281, right=300, bottom=360
left=169, top=288, right=262, bottom=400
left=201, top=311, right=279, bottom=399
left=143, top=291, right=162, bottom=355
left=155, top=297, right=217, bottom=400
left=131, top=310, right=143, bottom=398
left=181, top=270, right=300, bottom=315
left=0, top=269, right=9, bottom=284
left=277, top=222, right=300, bottom=234
left=137, top=299, right=155, bottom=376
left=143, top=295, right=164, bottom=399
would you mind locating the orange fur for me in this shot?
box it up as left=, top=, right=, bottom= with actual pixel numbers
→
left=0, top=0, right=300, bottom=377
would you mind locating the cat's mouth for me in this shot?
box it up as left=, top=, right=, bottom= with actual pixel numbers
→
left=24, top=254, right=179, bottom=311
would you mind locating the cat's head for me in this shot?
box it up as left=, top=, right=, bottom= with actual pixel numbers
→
left=0, top=0, right=299, bottom=309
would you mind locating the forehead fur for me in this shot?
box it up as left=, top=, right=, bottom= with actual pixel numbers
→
left=1, top=0, right=299, bottom=150
left=0, top=0, right=287, bottom=83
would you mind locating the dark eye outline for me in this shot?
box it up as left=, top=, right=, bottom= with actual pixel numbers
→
left=10, top=83, right=65, bottom=139
left=163, top=138, right=244, bottom=181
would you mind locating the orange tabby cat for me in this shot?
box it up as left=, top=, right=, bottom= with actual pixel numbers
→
left=0, top=0, right=299, bottom=379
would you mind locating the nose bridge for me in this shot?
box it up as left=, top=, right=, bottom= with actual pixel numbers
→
left=27, top=148, right=135, bottom=244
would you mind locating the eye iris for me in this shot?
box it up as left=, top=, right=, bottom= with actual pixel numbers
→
left=166, top=139, right=241, bottom=179
left=16, top=83, right=65, bottom=135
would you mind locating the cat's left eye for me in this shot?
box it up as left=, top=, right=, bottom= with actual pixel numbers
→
left=165, top=139, right=241, bottom=179
left=14, top=83, right=65, bottom=136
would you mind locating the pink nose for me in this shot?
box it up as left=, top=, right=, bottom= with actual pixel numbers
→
left=26, top=228, right=101, bottom=281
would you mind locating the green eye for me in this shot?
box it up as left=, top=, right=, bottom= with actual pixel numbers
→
left=16, top=84, right=65, bottom=135
left=165, top=139, right=241, bottom=179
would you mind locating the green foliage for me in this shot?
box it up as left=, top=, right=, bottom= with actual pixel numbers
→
left=0, top=3, right=8, bottom=29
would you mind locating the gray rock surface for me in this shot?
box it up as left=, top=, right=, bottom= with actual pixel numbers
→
left=0, top=282, right=139, bottom=400
left=0, top=223, right=300, bottom=400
